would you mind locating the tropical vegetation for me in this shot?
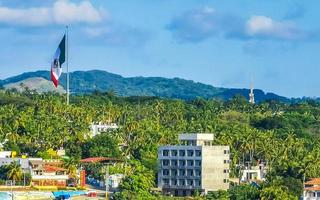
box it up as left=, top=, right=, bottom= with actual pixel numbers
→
left=1, top=89, right=320, bottom=199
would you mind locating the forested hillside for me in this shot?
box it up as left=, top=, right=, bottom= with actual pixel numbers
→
left=1, top=70, right=288, bottom=102
left=1, top=90, right=320, bottom=199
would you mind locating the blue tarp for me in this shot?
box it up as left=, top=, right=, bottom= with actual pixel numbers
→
left=53, top=190, right=86, bottom=198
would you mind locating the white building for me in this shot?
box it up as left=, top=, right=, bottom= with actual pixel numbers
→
left=90, top=122, right=118, bottom=137
left=0, top=151, right=12, bottom=158
left=241, top=162, right=266, bottom=182
left=109, top=174, right=124, bottom=190
left=158, top=133, right=230, bottom=196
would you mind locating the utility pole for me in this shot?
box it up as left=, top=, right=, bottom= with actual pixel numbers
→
left=23, top=171, right=26, bottom=187
left=66, top=25, right=70, bottom=105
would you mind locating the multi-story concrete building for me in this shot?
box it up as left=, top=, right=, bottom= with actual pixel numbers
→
left=158, top=133, right=230, bottom=196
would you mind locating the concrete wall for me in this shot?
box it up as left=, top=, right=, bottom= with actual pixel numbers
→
left=0, top=158, right=30, bottom=170
left=201, top=146, right=230, bottom=193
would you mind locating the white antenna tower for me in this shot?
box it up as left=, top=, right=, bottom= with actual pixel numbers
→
left=249, top=81, right=255, bottom=104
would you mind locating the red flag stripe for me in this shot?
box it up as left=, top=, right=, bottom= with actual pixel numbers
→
left=51, top=69, right=59, bottom=88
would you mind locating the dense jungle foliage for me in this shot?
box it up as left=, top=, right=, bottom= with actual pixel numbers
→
left=1, top=89, right=320, bottom=199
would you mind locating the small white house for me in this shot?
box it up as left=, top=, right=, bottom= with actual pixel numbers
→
left=90, top=122, right=118, bottom=137
left=241, top=163, right=266, bottom=182
left=109, top=174, right=124, bottom=190
left=97, top=173, right=124, bottom=191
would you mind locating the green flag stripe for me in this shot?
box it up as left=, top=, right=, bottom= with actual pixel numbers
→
left=58, top=34, right=66, bottom=65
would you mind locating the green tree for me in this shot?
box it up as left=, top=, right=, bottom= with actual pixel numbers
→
left=7, top=161, right=23, bottom=183
left=229, top=184, right=260, bottom=200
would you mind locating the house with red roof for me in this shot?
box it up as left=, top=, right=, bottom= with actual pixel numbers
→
left=303, top=178, right=320, bottom=200
left=30, top=159, right=69, bottom=187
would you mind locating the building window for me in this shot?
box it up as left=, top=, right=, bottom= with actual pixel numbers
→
left=223, top=169, right=229, bottom=173
left=171, top=150, right=178, bottom=156
left=163, top=179, right=169, bottom=185
left=195, top=150, right=201, bottom=157
left=195, top=169, right=201, bottom=176
left=195, top=160, right=201, bottom=167
left=163, top=169, right=170, bottom=176
left=187, top=169, right=194, bottom=176
left=187, top=179, right=193, bottom=186
left=187, top=160, right=194, bottom=166
left=224, top=160, right=230, bottom=164
left=171, top=160, right=178, bottom=166
left=187, top=150, right=194, bottom=157
left=223, top=179, right=229, bottom=183
left=204, top=141, right=211, bottom=146
left=183, top=190, right=187, bottom=196
left=171, top=169, right=178, bottom=176
left=179, top=179, right=185, bottom=186
left=179, top=160, right=185, bottom=166
left=163, top=160, right=169, bottom=166
left=224, top=150, right=229, bottom=154
left=195, top=179, right=201, bottom=186
left=163, top=150, right=169, bottom=156
left=171, top=179, right=178, bottom=186
left=187, top=140, right=196, bottom=146
left=179, top=150, right=185, bottom=156
left=179, top=169, right=185, bottom=176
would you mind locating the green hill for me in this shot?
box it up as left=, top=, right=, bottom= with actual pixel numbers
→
left=1, top=70, right=288, bottom=102
left=4, top=77, right=65, bottom=94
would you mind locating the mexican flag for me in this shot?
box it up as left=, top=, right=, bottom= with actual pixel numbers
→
left=51, top=34, right=66, bottom=87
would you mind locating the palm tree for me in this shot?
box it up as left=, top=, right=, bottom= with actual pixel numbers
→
left=63, top=158, right=79, bottom=179
left=7, top=161, right=23, bottom=183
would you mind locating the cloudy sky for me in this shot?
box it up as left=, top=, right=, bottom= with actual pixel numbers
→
left=0, top=0, right=320, bottom=97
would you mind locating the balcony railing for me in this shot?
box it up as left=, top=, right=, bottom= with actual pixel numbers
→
left=31, top=175, right=69, bottom=180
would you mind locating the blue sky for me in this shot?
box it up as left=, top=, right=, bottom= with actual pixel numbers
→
left=0, top=0, right=320, bottom=97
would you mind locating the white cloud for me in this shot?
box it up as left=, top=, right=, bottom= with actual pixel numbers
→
left=167, top=7, right=310, bottom=43
left=53, top=0, right=105, bottom=25
left=0, top=0, right=106, bottom=26
left=246, top=15, right=305, bottom=40
left=0, top=7, right=51, bottom=26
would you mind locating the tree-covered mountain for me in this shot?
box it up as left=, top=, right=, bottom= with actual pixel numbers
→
left=1, top=70, right=289, bottom=102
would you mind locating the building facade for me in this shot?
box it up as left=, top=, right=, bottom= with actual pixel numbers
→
left=90, top=122, right=119, bottom=137
left=241, top=161, right=267, bottom=183
left=304, top=178, right=320, bottom=200
left=0, top=155, right=69, bottom=187
left=158, top=133, right=230, bottom=196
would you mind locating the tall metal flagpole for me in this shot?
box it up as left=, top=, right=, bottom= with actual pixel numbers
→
left=66, top=26, right=70, bottom=105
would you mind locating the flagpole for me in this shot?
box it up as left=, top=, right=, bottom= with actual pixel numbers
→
left=66, top=26, right=69, bottom=105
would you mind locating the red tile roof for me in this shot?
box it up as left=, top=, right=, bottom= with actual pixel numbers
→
left=44, top=165, right=67, bottom=173
left=305, top=186, right=320, bottom=191
left=305, top=178, right=320, bottom=185
left=80, top=157, right=122, bottom=163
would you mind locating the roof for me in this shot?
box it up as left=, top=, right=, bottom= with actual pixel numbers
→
left=80, top=157, right=122, bottom=163
left=305, top=178, right=320, bottom=185
left=305, top=186, right=320, bottom=191
left=178, top=133, right=214, bottom=141
left=44, top=165, right=67, bottom=173
left=29, top=160, right=43, bottom=165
